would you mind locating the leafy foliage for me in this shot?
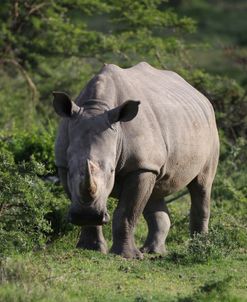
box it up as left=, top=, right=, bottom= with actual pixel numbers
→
left=0, top=145, right=68, bottom=255
left=0, top=0, right=195, bottom=117
left=2, top=126, right=56, bottom=172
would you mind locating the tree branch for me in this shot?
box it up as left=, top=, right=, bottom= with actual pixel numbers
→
left=28, top=3, right=49, bottom=17
left=14, top=0, right=19, bottom=19
left=155, top=50, right=168, bottom=69
left=1, top=58, right=37, bottom=105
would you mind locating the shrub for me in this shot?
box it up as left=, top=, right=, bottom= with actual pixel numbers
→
left=0, top=125, right=56, bottom=173
left=186, top=229, right=231, bottom=263
left=166, top=202, right=247, bottom=265
left=0, top=147, right=68, bottom=255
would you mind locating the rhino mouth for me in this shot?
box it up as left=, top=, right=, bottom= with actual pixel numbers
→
left=68, top=207, right=110, bottom=226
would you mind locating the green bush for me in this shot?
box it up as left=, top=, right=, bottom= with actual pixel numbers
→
left=1, top=126, right=56, bottom=173
left=187, top=230, right=233, bottom=263
left=168, top=212, right=247, bottom=265
left=0, top=147, right=69, bottom=255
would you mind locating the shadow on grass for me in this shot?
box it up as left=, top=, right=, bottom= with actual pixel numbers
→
left=176, top=277, right=240, bottom=302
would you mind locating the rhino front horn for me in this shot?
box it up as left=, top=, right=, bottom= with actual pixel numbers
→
left=86, top=159, right=98, bottom=198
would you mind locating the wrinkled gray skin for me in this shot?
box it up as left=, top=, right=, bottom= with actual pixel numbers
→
left=53, top=62, right=219, bottom=259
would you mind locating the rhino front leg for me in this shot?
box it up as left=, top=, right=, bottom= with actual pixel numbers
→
left=76, top=226, right=108, bottom=254
left=110, top=171, right=156, bottom=259
left=58, top=168, right=107, bottom=253
left=141, top=198, right=170, bottom=254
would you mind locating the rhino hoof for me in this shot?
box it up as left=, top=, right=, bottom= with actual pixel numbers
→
left=110, top=246, right=143, bottom=259
left=76, top=240, right=108, bottom=254
left=140, top=245, right=166, bottom=255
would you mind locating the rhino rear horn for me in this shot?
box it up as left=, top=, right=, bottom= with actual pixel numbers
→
left=53, top=91, right=81, bottom=118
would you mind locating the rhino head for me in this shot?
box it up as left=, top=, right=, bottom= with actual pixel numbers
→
left=53, top=92, right=140, bottom=226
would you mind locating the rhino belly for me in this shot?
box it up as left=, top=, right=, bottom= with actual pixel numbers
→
left=154, top=168, right=199, bottom=197
left=153, top=144, right=209, bottom=196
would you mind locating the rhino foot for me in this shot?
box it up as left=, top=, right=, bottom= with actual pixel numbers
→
left=76, top=226, right=108, bottom=254
left=140, top=244, right=166, bottom=255
left=110, top=246, right=143, bottom=259
left=76, top=239, right=108, bottom=254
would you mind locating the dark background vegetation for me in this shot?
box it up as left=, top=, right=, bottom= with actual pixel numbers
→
left=0, top=1, right=246, bottom=301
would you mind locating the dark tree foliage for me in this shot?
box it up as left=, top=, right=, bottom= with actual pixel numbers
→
left=0, top=0, right=195, bottom=106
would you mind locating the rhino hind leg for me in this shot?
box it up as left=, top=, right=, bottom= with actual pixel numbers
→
left=141, top=198, right=170, bottom=254
left=187, top=159, right=217, bottom=235
left=76, top=226, right=108, bottom=254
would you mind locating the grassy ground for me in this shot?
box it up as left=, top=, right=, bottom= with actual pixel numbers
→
left=1, top=198, right=247, bottom=302
left=1, top=249, right=246, bottom=302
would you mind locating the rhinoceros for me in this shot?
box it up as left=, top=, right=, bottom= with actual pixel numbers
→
left=53, top=62, right=219, bottom=259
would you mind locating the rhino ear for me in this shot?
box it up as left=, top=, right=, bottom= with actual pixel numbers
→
left=108, top=100, right=140, bottom=124
left=52, top=91, right=81, bottom=118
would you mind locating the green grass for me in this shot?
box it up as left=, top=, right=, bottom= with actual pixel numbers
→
left=1, top=244, right=246, bottom=301
left=1, top=198, right=247, bottom=302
